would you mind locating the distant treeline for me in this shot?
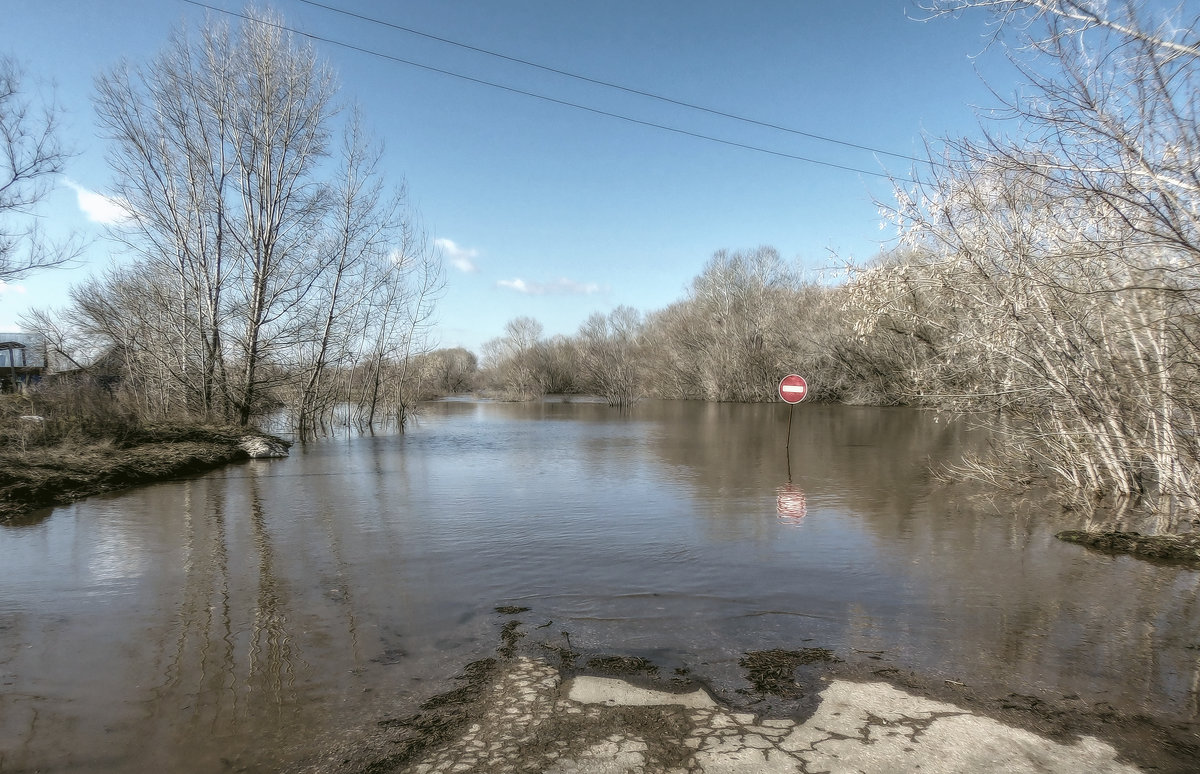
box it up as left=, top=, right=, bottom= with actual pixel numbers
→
left=476, top=0, right=1200, bottom=515
left=473, top=246, right=909, bottom=407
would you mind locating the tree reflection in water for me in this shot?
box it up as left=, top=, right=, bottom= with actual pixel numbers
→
left=4, top=401, right=1200, bottom=773
left=148, top=467, right=306, bottom=757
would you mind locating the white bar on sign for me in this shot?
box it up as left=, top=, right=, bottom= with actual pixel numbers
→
left=781, top=385, right=806, bottom=393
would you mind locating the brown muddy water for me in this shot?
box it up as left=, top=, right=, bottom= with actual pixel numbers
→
left=2, top=400, right=1198, bottom=772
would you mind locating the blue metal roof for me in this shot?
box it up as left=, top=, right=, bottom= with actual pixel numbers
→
left=0, top=333, right=47, bottom=369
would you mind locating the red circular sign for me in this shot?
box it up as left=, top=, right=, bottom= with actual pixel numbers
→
left=778, top=374, right=808, bottom=404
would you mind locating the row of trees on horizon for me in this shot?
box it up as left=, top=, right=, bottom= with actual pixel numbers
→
left=2, top=1, right=1198, bottom=513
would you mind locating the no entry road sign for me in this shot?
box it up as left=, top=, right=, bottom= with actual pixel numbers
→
left=778, top=374, right=808, bottom=404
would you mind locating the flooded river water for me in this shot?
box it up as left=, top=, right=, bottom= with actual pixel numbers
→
left=2, top=400, right=1198, bottom=772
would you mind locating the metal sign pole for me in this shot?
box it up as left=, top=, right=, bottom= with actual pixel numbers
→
left=785, top=403, right=794, bottom=481
left=778, top=374, right=807, bottom=476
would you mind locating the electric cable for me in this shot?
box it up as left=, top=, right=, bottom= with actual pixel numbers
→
left=178, top=0, right=916, bottom=182
left=291, top=0, right=932, bottom=167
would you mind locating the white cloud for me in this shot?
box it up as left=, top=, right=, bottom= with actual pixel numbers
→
left=435, top=238, right=480, bottom=274
left=0, top=280, right=27, bottom=295
left=64, top=179, right=131, bottom=225
left=497, top=278, right=531, bottom=293
left=497, top=277, right=605, bottom=295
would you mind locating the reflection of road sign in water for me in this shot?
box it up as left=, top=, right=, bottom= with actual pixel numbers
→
left=776, top=483, right=807, bottom=523
left=778, top=374, right=808, bottom=404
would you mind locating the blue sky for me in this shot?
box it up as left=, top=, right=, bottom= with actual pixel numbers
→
left=2, top=0, right=1008, bottom=352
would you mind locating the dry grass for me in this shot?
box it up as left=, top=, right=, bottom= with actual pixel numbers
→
left=0, top=381, right=142, bottom=452
left=0, top=413, right=277, bottom=521
left=0, top=380, right=289, bottom=520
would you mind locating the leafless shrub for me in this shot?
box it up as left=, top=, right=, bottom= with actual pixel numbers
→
left=854, top=0, right=1200, bottom=510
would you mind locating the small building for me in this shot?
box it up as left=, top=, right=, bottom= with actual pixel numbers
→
left=0, top=332, right=48, bottom=392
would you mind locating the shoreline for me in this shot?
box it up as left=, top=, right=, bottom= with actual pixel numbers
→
left=1057, top=529, right=1200, bottom=566
left=0, top=425, right=289, bottom=522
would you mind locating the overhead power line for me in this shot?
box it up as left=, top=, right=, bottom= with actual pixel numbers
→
left=292, top=0, right=932, bottom=167
left=178, top=0, right=917, bottom=182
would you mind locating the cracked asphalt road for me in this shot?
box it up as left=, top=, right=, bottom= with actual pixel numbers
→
left=395, top=656, right=1139, bottom=774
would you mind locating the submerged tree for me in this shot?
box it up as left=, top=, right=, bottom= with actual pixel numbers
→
left=578, top=305, right=645, bottom=406
left=642, top=246, right=814, bottom=402
left=355, top=228, right=445, bottom=429
left=480, top=316, right=547, bottom=400
left=292, top=112, right=412, bottom=435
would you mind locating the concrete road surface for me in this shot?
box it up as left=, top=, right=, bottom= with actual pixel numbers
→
left=394, top=657, right=1141, bottom=774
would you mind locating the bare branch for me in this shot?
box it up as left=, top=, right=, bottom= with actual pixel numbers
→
left=0, top=56, right=82, bottom=281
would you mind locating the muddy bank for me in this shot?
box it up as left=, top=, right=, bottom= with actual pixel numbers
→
left=309, top=611, right=1200, bottom=774
left=0, top=425, right=289, bottom=522
left=1057, top=529, right=1200, bottom=566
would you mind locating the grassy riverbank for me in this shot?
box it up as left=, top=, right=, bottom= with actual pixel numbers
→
left=0, top=423, right=288, bottom=522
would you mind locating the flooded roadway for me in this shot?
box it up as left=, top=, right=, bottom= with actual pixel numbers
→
left=2, top=401, right=1197, bottom=772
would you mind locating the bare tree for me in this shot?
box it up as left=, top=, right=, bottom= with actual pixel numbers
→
left=855, top=0, right=1200, bottom=508
left=642, top=247, right=804, bottom=402
left=328, top=219, right=447, bottom=430
left=415, top=347, right=478, bottom=395
left=578, top=306, right=645, bottom=406
left=94, top=9, right=336, bottom=425
left=536, top=334, right=584, bottom=395
left=94, top=23, right=245, bottom=418
left=479, top=316, right=546, bottom=400
left=224, top=13, right=336, bottom=425
left=75, top=9, right=440, bottom=432
left=292, top=112, right=412, bottom=439
left=63, top=266, right=191, bottom=417
left=0, top=56, right=81, bottom=282
left=357, top=232, right=444, bottom=428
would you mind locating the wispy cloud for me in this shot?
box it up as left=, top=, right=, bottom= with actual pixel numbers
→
left=0, top=280, right=27, bottom=296
left=497, top=277, right=605, bottom=295
left=497, top=278, right=532, bottom=293
left=64, top=179, right=131, bottom=225
left=435, top=238, right=480, bottom=274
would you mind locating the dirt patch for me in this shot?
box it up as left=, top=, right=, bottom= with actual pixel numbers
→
left=519, top=702, right=696, bottom=771
left=363, top=658, right=498, bottom=773
left=585, top=655, right=659, bottom=677
left=0, top=426, right=289, bottom=522
left=497, top=620, right=525, bottom=659
left=739, top=648, right=841, bottom=696
left=1056, top=530, right=1200, bottom=565
left=538, top=640, right=580, bottom=670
